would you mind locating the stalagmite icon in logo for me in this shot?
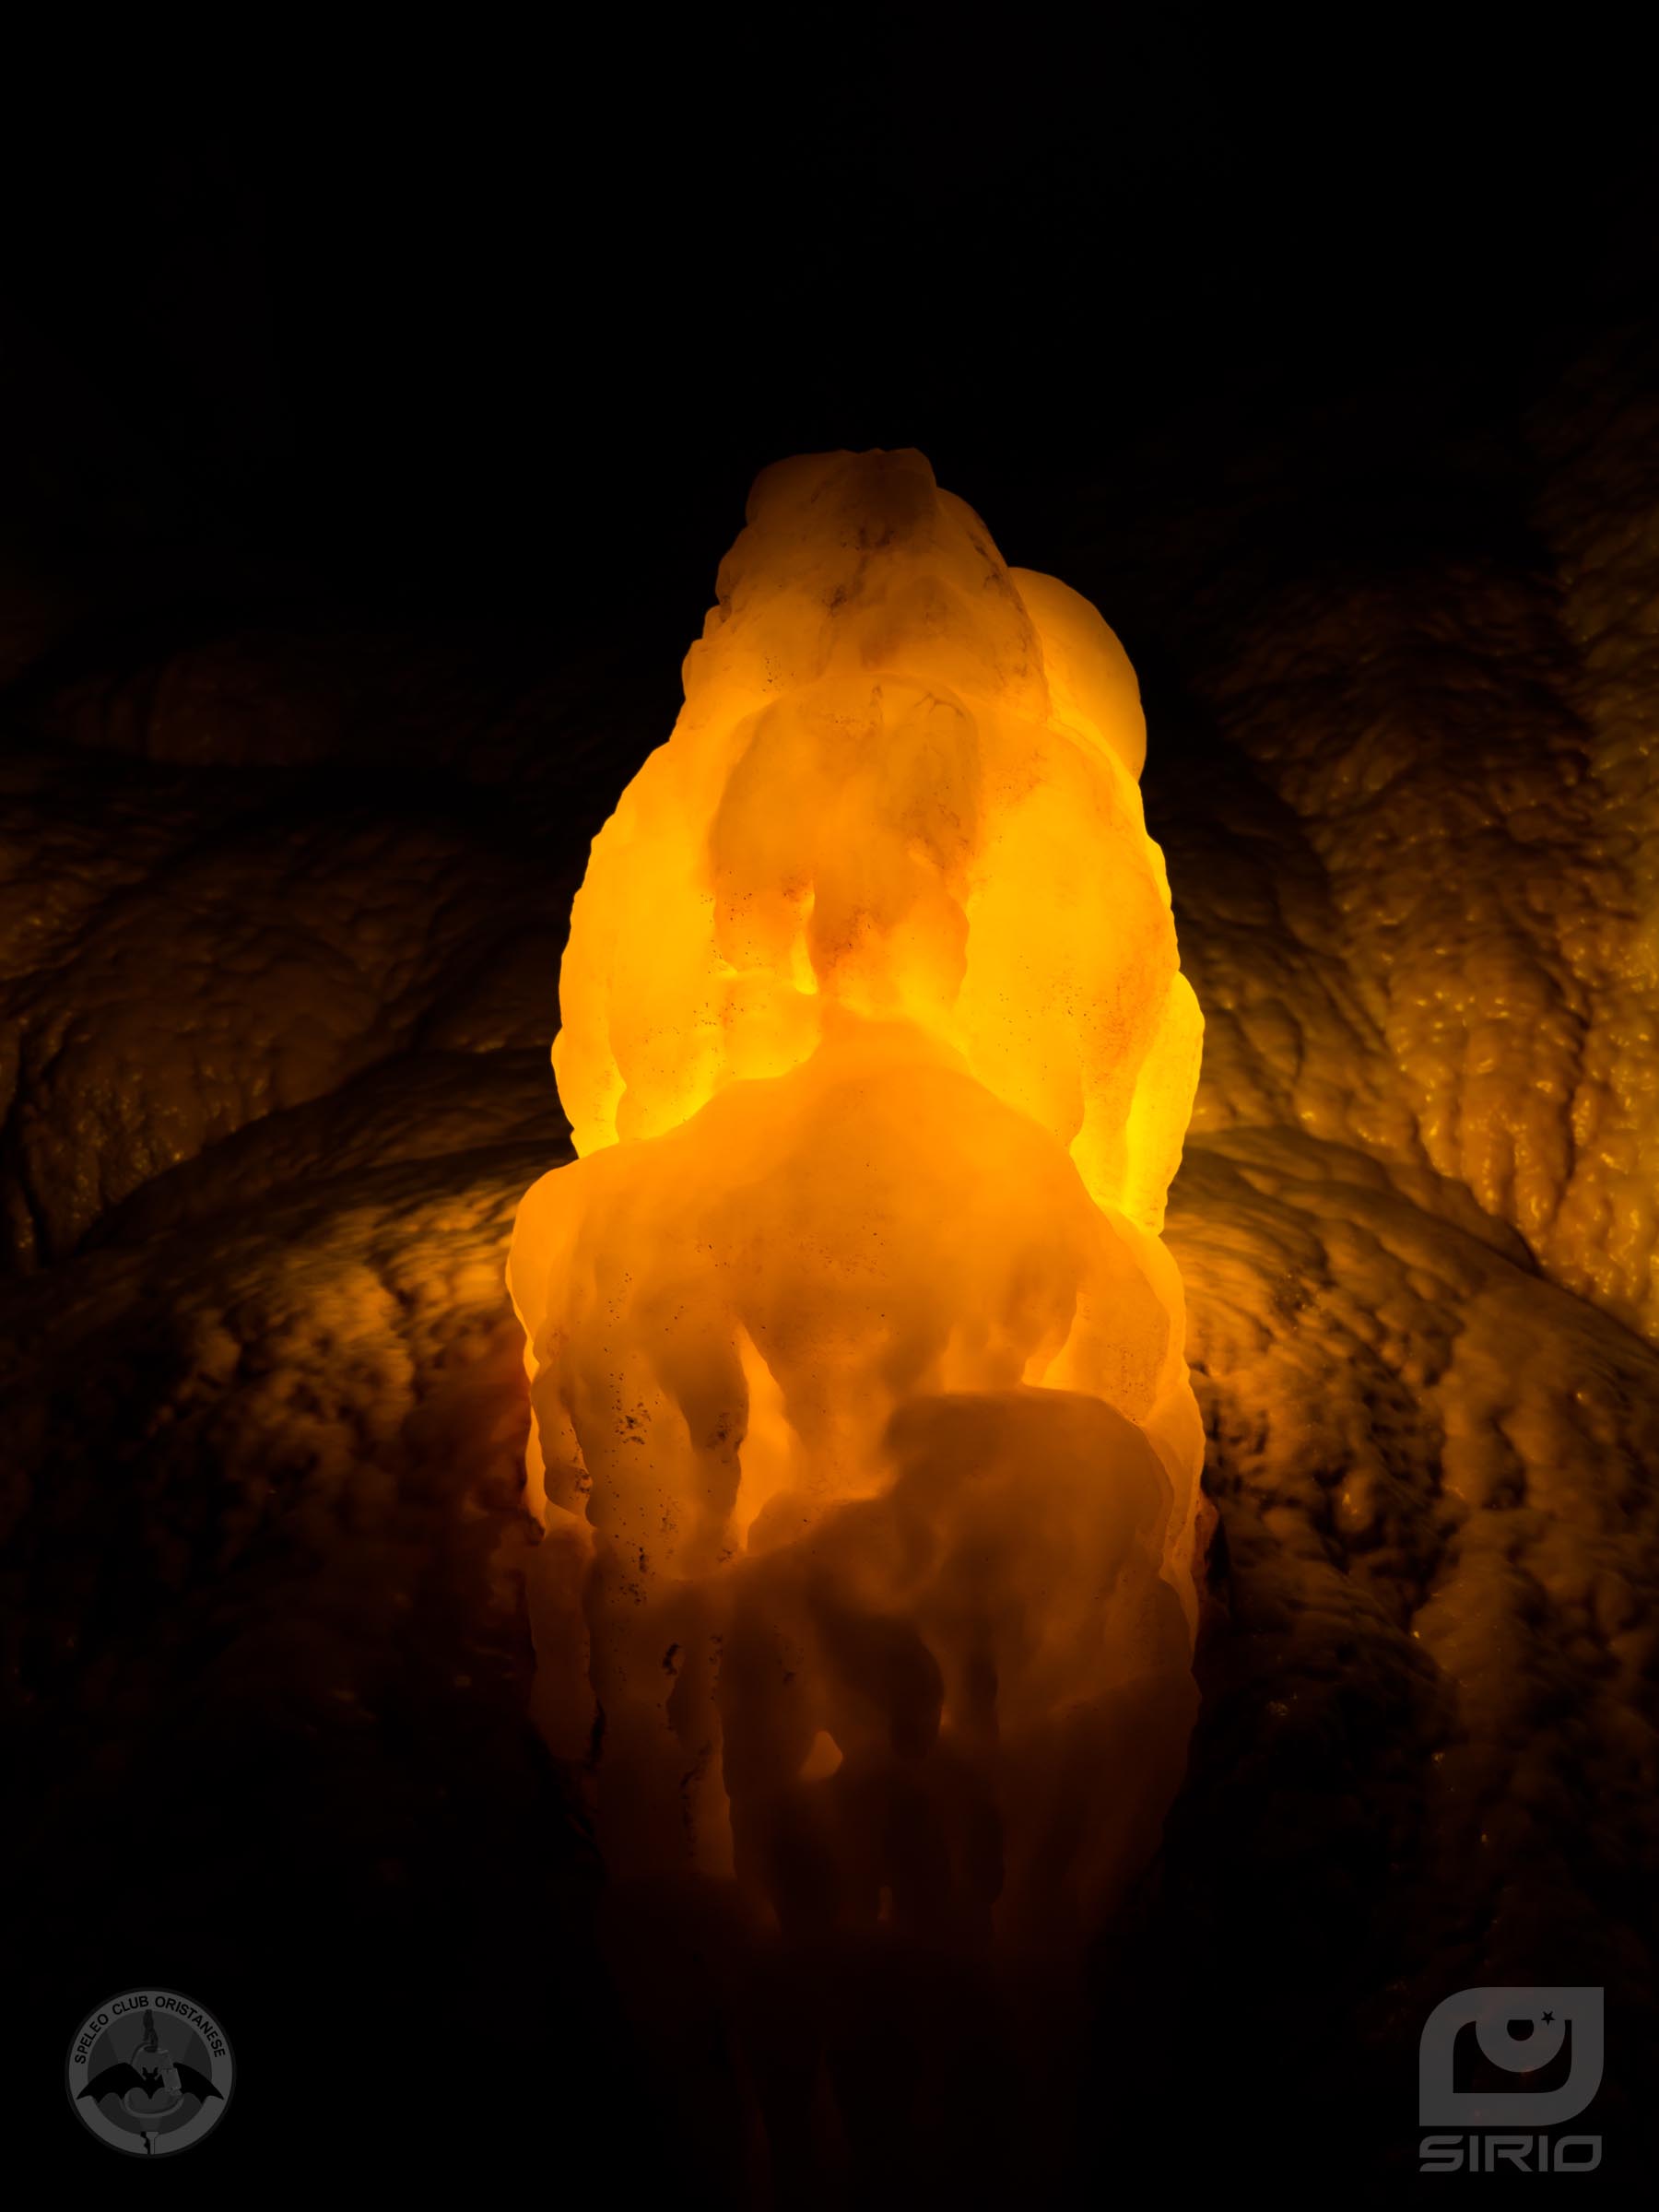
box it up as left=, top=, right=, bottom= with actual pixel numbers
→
left=66, top=1989, right=233, bottom=2156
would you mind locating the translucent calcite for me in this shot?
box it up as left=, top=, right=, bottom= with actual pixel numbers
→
left=509, top=448, right=1204, bottom=1949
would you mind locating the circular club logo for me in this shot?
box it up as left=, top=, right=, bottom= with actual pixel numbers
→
left=66, top=1990, right=233, bottom=2156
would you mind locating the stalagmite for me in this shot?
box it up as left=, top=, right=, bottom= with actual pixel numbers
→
left=508, top=448, right=1205, bottom=1968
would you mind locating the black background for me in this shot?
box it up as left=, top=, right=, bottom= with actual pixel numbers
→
left=4, top=23, right=1655, bottom=658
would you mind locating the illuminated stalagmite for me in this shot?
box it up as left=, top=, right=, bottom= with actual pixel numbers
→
left=509, top=449, right=1205, bottom=1953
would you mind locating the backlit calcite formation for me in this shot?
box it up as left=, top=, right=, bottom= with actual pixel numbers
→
left=507, top=450, right=1205, bottom=1949
left=12, top=334, right=1659, bottom=2195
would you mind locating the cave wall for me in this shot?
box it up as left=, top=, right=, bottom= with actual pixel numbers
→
left=6, top=327, right=1659, bottom=2195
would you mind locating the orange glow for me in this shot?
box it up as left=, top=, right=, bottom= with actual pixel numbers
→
left=509, top=449, right=1204, bottom=1946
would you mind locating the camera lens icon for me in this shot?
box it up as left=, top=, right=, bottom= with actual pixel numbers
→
left=1418, top=1986, right=1604, bottom=2127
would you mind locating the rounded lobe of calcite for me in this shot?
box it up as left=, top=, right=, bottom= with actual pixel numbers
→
left=551, top=448, right=1201, bottom=1238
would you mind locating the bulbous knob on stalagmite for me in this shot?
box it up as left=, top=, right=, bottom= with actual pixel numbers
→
left=553, top=447, right=1201, bottom=1232
left=510, top=448, right=1205, bottom=1948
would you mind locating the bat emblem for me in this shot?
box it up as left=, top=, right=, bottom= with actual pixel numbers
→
left=67, top=1991, right=232, bottom=2155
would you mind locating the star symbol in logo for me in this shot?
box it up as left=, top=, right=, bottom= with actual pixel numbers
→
left=1541, top=2010, right=1556, bottom=2024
